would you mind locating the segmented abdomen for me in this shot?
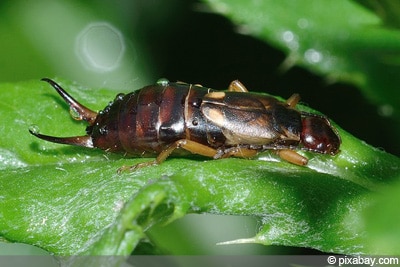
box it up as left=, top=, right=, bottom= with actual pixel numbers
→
left=88, top=83, right=225, bottom=155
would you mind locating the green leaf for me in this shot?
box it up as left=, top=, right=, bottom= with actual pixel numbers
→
left=363, top=180, right=400, bottom=255
left=355, top=0, right=400, bottom=29
left=1, top=79, right=399, bottom=257
left=204, top=0, right=400, bottom=120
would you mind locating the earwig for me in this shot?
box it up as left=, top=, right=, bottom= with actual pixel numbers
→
left=29, top=78, right=341, bottom=172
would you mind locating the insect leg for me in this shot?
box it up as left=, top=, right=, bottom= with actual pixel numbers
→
left=117, top=139, right=218, bottom=173
left=214, top=146, right=258, bottom=159
left=286, top=93, right=301, bottom=108
left=277, top=149, right=308, bottom=166
left=228, top=80, right=249, bottom=92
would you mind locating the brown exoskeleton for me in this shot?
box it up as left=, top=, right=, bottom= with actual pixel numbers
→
left=29, top=78, right=341, bottom=172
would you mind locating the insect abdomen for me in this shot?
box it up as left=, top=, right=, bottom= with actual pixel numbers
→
left=88, top=83, right=225, bottom=155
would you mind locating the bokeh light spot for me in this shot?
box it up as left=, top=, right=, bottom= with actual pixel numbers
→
left=75, top=22, right=125, bottom=72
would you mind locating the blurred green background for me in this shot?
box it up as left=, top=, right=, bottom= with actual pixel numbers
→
left=1, top=0, right=399, bottom=255
left=1, top=0, right=398, bottom=156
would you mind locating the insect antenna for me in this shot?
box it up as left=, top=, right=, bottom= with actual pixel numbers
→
left=41, top=78, right=98, bottom=125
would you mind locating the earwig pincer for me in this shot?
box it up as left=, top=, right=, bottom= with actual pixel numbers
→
left=29, top=78, right=341, bottom=172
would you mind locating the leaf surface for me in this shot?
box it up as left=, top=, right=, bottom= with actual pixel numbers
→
left=1, top=80, right=399, bottom=256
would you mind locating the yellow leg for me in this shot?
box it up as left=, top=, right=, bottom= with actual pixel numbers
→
left=228, top=80, right=249, bottom=92
left=215, top=146, right=258, bottom=159
left=278, top=149, right=308, bottom=166
left=286, top=93, right=300, bottom=108
left=118, top=139, right=218, bottom=173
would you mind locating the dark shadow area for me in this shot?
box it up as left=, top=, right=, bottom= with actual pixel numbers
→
left=132, top=0, right=399, bottom=156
